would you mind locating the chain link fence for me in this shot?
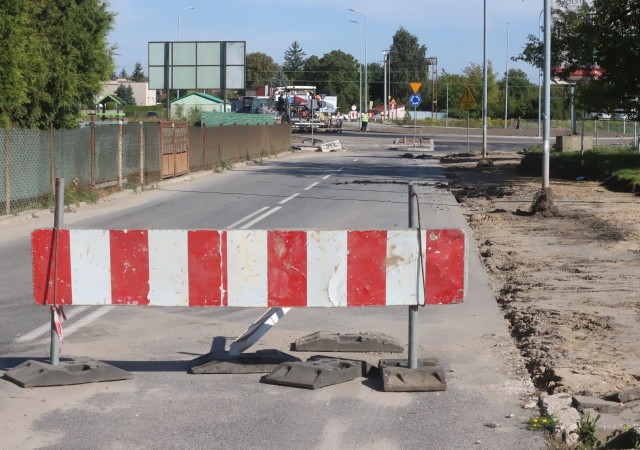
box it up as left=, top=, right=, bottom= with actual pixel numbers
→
left=0, top=122, right=291, bottom=217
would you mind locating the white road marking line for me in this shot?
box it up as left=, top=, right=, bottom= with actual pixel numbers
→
left=240, top=207, right=282, bottom=229
left=61, top=306, right=115, bottom=338
left=226, top=206, right=270, bottom=229
left=322, top=175, right=331, bottom=180
left=16, top=306, right=89, bottom=342
left=278, top=193, right=300, bottom=204
left=304, top=182, right=320, bottom=191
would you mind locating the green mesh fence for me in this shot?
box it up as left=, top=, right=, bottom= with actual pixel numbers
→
left=202, top=112, right=277, bottom=126
left=0, top=122, right=291, bottom=217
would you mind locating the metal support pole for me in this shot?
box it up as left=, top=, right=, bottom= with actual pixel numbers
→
left=408, top=184, right=419, bottom=369
left=571, top=85, right=577, bottom=135
left=383, top=51, right=388, bottom=123
left=3, top=133, right=9, bottom=215
left=50, top=177, right=64, bottom=366
left=446, top=84, right=449, bottom=128
left=504, top=21, right=509, bottom=129
left=543, top=0, right=551, bottom=189
left=139, top=121, right=145, bottom=185
left=118, top=122, right=123, bottom=187
left=481, top=0, right=488, bottom=158
left=413, top=106, right=417, bottom=146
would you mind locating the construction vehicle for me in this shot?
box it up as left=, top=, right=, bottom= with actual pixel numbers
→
left=274, top=86, right=342, bottom=133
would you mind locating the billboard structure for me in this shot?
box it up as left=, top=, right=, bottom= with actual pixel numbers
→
left=148, top=41, right=245, bottom=110
left=553, top=0, right=593, bottom=12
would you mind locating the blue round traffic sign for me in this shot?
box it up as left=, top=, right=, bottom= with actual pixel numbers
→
left=409, top=94, right=422, bottom=106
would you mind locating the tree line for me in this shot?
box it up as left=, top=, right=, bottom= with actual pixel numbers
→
left=1, top=0, right=636, bottom=130
left=247, top=29, right=564, bottom=121
left=517, top=0, right=639, bottom=119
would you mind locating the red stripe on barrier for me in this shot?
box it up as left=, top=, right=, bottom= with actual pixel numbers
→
left=268, top=230, right=307, bottom=307
left=188, top=230, right=227, bottom=306
left=425, top=229, right=465, bottom=304
left=347, top=230, right=387, bottom=306
left=110, top=230, right=150, bottom=305
left=32, top=229, right=72, bottom=305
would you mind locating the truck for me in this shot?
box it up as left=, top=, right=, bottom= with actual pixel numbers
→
left=274, top=86, right=342, bottom=133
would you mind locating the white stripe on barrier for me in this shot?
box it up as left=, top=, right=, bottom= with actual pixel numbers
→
left=71, top=230, right=111, bottom=305
left=227, top=230, right=268, bottom=307
left=149, top=230, right=189, bottom=306
left=386, top=229, right=421, bottom=306
left=307, top=230, right=348, bottom=307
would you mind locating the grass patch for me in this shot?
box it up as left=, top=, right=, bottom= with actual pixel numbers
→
left=520, top=146, right=640, bottom=193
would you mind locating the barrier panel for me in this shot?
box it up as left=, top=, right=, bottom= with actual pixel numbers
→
left=32, top=228, right=467, bottom=308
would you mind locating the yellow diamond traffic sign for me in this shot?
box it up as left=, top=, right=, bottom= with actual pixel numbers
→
left=409, top=82, right=422, bottom=94
left=460, top=88, right=476, bottom=109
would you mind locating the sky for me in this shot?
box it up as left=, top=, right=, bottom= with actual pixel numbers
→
left=107, top=0, right=547, bottom=84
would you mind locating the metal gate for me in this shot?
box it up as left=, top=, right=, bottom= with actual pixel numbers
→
left=160, top=121, right=189, bottom=178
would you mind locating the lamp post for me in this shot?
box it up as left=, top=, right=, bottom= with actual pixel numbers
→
left=538, top=9, right=543, bottom=137
left=349, top=9, right=367, bottom=114
left=504, top=21, right=510, bottom=128
left=543, top=0, right=551, bottom=189
left=383, top=50, right=388, bottom=122
left=178, top=6, right=195, bottom=41
left=482, top=0, right=488, bottom=158
left=349, top=20, right=362, bottom=129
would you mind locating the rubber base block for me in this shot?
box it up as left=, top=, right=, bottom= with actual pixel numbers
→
left=3, top=358, right=133, bottom=388
left=294, top=331, right=403, bottom=353
left=263, top=356, right=363, bottom=389
left=189, top=349, right=300, bottom=374
left=379, top=358, right=446, bottom=392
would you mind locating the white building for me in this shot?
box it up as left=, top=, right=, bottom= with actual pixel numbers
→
left=100, top=79, right=157, bottom=106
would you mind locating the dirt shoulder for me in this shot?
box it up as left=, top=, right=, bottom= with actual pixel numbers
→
left=440, top=151, right=640, bottom=400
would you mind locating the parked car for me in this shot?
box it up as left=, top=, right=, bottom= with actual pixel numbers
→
left=145, top=111, right=159, bottom=118
left=613, top=109, right=628, bottom=120
left=586, top=112, right=611, bottom=120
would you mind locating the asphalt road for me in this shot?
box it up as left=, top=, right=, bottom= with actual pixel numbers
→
left=0, top=129, right=545, bottom=449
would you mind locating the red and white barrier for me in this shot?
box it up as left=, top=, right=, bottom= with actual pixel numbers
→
left=32, top=228, right=466, bottom=307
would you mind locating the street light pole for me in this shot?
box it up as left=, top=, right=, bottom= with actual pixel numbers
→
left=504, top=21, right=510, bottom=128
left=178, top=6, right=195, bottom=41
left=349, top=20, right=362, bottom=129
left=538, top=9, right=543, bottom=137
left=482, top=0, right=488, bottom=158
left=543, top=0, right=551, bottom=189
left=383, top=51, right=388, bottom=122
left=349, top=9, right=367, bottom=114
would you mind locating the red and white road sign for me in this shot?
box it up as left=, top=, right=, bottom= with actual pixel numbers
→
left=32, top=228, right=466, bottom=307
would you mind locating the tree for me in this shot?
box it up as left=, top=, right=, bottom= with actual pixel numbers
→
left=245, top=52, right=279, bottom=90
left=437, top=71, right=472, bottom=119
left=305, top=50, right=359, bottom=112
left=498, top=69, right=538, bottom=119
left=388, top=28, right=428, bottom=107
left=282, top=41, right=307, bottom=85
left=130, top=62, right=145, bottom=82
left=0, top=0, right=30, bottom=128
left=1, top=0, right=115, bottom=129
left=115, top=84, right=136, bottom=105
left=118, top=68, right=129, bottom=79
left=463, top=62, right=500, bottom=118
left=517, top=0, right=640, bottom=117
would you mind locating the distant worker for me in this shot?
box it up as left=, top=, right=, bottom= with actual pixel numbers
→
left=360, top=112, right=369, bottom=132
left=515, top=116, right=521, bottom=130
left=277, top=94, right=285, bottom=113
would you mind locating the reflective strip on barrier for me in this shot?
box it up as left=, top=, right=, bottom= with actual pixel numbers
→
left=32, top=228, right=466, bottom=307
